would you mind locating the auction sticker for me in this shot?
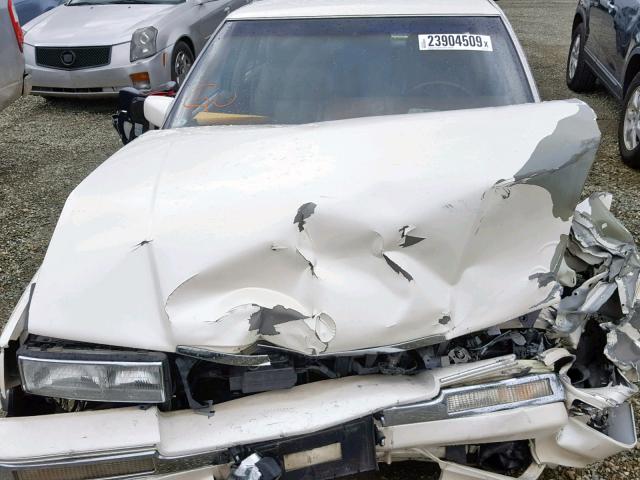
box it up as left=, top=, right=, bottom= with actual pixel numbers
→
left=418, top=34, right=493, bottom=51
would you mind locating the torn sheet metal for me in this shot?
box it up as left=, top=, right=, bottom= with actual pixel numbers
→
left=27, top=100, right=599, bottom=355
left=538, top=348, right=637, bottom=410
left=603, top=314, right=640, bottom=379
left=540, top=193, right=640, bottom=378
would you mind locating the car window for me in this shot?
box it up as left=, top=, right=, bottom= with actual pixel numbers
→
left=167, top=16, right=534, bottom=128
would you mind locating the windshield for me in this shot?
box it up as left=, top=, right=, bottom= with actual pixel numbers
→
left=167, top=16, right=534, bottom=128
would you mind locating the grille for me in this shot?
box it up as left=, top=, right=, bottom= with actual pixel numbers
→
left=10, top=451, right=229, bottom=480
left=14, top=456, right=154, bottom=480
left=35, top=46, right=111, bottom=70
left=33, top=86, right=105, bottom=93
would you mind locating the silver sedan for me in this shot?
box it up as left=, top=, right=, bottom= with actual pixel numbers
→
left=22, top=0, right=249, bottom=98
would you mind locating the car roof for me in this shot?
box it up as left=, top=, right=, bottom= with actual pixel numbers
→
left=228, top=0, right=502, bottom=20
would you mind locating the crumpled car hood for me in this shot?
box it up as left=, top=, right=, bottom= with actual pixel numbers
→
left=28, top=100, right=600, bottom=355
left=23, top=4, right=175, bottom=46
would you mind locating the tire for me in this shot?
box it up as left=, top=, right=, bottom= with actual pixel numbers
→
left=619, top=71, right=640, bottom=168
left=566, top=23, right=597, bottom=92
left=170, top=41, right=195, bottom=86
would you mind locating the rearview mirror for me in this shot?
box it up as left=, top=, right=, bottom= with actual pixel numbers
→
left=144, top=96, right=174, bottom=128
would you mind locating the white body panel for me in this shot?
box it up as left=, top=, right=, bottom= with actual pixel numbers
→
left=227, top=0, right=501, bottom=20
left=27, top=101, right=599, bottom=355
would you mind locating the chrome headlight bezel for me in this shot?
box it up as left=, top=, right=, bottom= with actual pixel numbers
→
left=130, top=26, right=158, bottom=62
left=17, top=347, right=170, bottom=404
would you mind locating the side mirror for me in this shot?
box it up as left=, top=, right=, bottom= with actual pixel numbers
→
left=144, top=96, right=174, bottom=128
left=113, top=83, right=178, bottom=145
left=112, top=87, right=148, bottom=145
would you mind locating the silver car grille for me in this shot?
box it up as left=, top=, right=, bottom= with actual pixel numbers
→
left=35, top=46, right=111, bottom=70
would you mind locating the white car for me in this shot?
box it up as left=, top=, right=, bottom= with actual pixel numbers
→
left=2, top=1, right=639, bottom=480
left=21, top=0, right=249, bottom=97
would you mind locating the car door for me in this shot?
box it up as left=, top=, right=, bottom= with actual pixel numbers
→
left=588, top=0, right=639, bottom=88
left=194, top=0, right=233, bottom=45
left=612, top=0, right=640, bottom=81
left=588, top=0, right=619, bottom=79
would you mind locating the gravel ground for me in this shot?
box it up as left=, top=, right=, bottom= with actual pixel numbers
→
left=1, top=0, right=640, bottom=478
left=0, top=98, right=120, bottom=322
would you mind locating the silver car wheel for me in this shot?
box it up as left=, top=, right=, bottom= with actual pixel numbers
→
left=568, top=35, right=580, bottom=80
left=623, top=88, right=640, bottom=151
left=174, top=51, right=193, bottom=85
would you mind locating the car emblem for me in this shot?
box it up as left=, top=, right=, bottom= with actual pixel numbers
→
left=60, top=50, right=76, bottom=67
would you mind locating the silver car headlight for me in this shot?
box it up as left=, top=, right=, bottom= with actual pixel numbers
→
left=18, top=349, right=168, bottom=403
left=130, top=26, right=158, bottom=62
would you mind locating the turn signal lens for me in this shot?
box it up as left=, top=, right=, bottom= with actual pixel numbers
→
left=446, top=378, right=553, bottom=414
left=130, top=72, right=151, bottom=89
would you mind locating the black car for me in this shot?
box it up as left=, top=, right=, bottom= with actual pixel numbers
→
left=567, top=0, right=640, bottom=167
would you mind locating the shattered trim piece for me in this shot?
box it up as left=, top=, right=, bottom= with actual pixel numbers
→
left=546, top=193, right=640, bottom=379
left=176, top=346, right=271, bottom=367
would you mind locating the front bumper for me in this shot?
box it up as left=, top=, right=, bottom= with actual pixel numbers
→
left=0, top=370, right=602, bottom=480
left=23, top=43, right=172, bottom=98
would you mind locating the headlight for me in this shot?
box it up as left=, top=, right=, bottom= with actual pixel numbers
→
left=130, top=26, right=157, bottom=62
left=18, top=349, right=168, bottom=403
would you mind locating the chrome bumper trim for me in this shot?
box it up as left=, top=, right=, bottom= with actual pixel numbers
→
left=382, top=373, right=565, bottom=426
left=0, top=450, right=155, bottom=470
left=0, top=449, right=229, bottom=479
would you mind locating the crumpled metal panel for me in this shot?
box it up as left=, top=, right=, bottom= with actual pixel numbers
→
left=554, top=193, right=640, bottom=378
left=28, top=100, right=600, bottom=355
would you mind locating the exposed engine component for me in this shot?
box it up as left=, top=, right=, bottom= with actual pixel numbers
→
left=444, top=441, right=533, bottom=476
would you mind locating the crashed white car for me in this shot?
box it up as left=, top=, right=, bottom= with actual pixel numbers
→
left=2, top=1, right=640, bottom=480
